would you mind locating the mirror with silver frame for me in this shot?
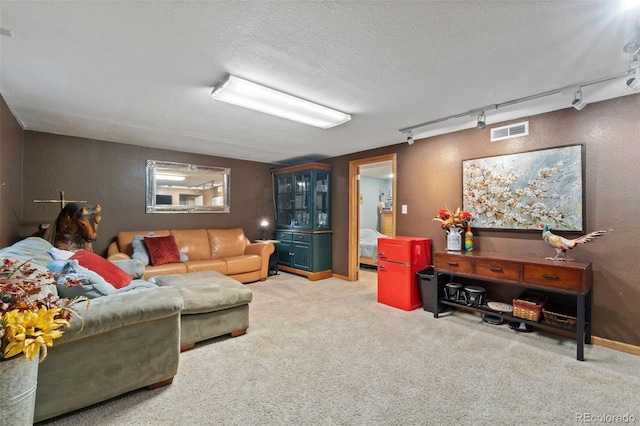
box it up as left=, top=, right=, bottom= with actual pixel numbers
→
left=146, top=160, right=230, bottom=213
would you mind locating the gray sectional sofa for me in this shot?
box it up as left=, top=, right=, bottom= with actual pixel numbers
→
left=0, top=236, right=253, bottom=422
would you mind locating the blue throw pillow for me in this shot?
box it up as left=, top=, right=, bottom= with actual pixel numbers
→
left=131, top=234, right=151, bottom=265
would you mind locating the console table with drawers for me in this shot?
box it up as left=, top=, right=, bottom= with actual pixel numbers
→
left=433, top=251, right=593, bottom=361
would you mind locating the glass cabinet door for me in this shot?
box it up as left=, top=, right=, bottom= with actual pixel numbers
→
left=314, top=171, right=330, bottom=230
left=276, top=174, right=293, bottom=227
left=275, top=164, right=331, bottom=231
left=293, top=171, right=312, bottom=228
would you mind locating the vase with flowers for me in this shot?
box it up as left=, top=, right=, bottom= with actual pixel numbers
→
left=434, top=207, right=473, bottom=251
left=1, top=258, right=85, bottom=424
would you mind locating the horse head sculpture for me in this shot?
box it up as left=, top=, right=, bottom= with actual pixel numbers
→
left=43, top=203, right=102, bottom=252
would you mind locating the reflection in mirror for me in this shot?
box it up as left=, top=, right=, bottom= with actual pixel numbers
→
left=146, top=160, right=230, bottom=213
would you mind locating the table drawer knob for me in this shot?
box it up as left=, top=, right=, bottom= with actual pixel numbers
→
left=542, top=274, right=559, bottom=280
left=489, top=267, right=503, bottom=272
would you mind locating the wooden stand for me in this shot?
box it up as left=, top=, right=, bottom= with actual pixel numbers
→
left=434, top=251, right=592, bottom=361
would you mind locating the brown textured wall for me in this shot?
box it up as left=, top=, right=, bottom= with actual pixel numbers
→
left=4, top=92, right=640, bottom=346
left=22, top=132, right=276, bottom=256
left=0, top=95, right=24, bottom=247
left=329, top=94, right=640, bottom=346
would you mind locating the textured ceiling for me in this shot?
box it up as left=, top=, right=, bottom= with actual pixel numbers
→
left=1, top=1, right=638, bottom=165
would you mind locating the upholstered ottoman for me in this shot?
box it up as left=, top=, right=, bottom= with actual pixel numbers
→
left=154, top=270, right=253, bottom=351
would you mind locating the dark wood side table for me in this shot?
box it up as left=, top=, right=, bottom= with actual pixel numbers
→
left=255, top=240, right=281, bottom=276
left=434, top=251, right=593, bottom=361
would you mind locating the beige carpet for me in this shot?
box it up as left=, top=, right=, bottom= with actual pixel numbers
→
left=40, top=269, right=640, bottom=425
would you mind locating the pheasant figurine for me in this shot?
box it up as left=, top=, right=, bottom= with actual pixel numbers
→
left=541, top=224, right=610, bottom=261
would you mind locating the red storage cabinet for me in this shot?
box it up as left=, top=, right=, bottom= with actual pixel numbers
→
left=377, top=236, right=432, bottom=311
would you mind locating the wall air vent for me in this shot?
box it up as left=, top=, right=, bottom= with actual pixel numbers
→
left=491, top=121, right=529, bottom=142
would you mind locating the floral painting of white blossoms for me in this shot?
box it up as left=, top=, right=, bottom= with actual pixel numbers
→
left=462, top=145, right=584, bottom=231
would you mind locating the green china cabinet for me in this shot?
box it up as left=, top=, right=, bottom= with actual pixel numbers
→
left=274, top=162, right=332, bottom=280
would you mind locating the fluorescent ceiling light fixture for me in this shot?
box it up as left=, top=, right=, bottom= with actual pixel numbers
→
left=211, top=75, right=351, bottom=129
left=156, top=174, right=185, bottom=181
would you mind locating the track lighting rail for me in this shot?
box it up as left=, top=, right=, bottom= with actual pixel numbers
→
left=399, top=71, right=629, bottom=135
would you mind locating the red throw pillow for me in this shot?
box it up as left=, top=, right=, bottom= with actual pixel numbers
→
left=144, top=235, right=181, bottom=266
left=70, top=250, right=132, bottom=289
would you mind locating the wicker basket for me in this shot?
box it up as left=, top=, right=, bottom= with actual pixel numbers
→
left=512, top=291, right=547, bottom=322
left=542, top=302, right=577, bottom=330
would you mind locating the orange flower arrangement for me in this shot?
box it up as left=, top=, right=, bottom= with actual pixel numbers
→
left=434, top=207, right=472, bottom=230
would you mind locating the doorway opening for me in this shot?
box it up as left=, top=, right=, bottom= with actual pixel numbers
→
left=348, top=153, right=397, bottom=281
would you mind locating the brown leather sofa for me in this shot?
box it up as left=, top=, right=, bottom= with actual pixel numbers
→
left=107, top=228, right=274, bottom=283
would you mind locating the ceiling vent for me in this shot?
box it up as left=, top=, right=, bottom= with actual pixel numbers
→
left=491, top=121, right=529, bottom=142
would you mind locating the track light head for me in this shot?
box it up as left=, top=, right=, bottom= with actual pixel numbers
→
left=406, top=131, right=414, bottom=145
left=572, top=89, right=587, bottom=110
left=477, top=112, right=486, bottom=129
left=627, top=67, right=640, bottom=90
left=624, top=20, right=640, bottom=54
left=623, top=40, right=640, bottom=55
